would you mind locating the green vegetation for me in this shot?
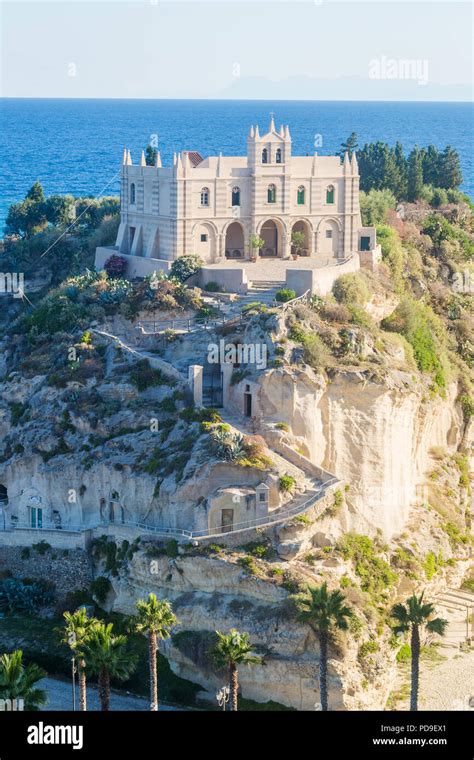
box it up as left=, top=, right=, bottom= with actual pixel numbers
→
left=358, top=639, right=379, bottom=660
left=391, top=593, right=447, bottom=711
left=132, top=594, right=179, bottom=711
left=129, top=360, right=169, bottom=391
left=333, top=273, right=372, bottom=306
left=90, top=576, right=112, bottom=604
left=169, top=254, right=202, bottom=282
left=212, top=629, right=262, bottom=711
left=289, top=325, right=330, bottom=369
left=0, top=650, right=47, bottom=710
left=352, top=137, right=463, bottom=201
left=338, top=533, right=397, bottom=599
left=293, top=583, right=352, bottom=711
left=279, top=474, right=296, bottom=493
left=382, top=296, right=449, bottom=390
left=275, top=288, right=296, bottom=303
left=360, top=188, right=397, bottom=225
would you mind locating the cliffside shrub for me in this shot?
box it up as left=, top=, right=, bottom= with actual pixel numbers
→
left=376, top=224, right=406, bottom=292
left=382, top=296, right=449, bottom=390
left=10, top=402, right=25, bottom=425
left=290, top=326, right=330, bottom=369
left=279, top=474, right=296, bottom=493
left=90, top=576, right=112, bottom=605
left=396, top=643, right=411, bottom=662
left=333, top=273, right=371, bottom=306
left=129, top=360, right=168, bottom=390
left=358, top=639, right=379, bottom=661
left=423, top=551, right=437, bottom=580
left=338, top=533, right=397, bottom=598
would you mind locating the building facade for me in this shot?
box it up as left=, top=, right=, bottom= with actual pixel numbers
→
left=110, top=119, right=376, bottom=267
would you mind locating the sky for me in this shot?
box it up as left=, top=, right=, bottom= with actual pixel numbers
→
left=1, top=0, right=472, bottom=101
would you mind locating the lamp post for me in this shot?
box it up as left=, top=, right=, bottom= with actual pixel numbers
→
left=216, top=686, right=230, bottom=712
left=68, top=632, right=77, bottom=711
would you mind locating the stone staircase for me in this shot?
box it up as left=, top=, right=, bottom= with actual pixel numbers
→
left=434, top=589, right=474, bottom=648
left=238, top=280, right=286, bottom=308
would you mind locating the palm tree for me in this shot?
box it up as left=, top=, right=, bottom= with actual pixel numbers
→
left=294, top=582, right=352, bottom=711
left=0, top=650, right=47, bottom=710
left=60, top=608, right=98, bottom=711
left=133, top=594, right=178, bottom=711
left=82, top=622, right=137, bottom=711
left=391, top=592, right=447, bottom=711
left=212, top=629, right=262, bottom=711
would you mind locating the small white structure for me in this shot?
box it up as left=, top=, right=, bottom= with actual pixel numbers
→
left=95, top=119, right=378, bottom=277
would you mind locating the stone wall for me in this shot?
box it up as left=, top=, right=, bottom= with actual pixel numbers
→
left=95, top=247, right=172, bottom=278
left=0, top=544, right=92, bottom=600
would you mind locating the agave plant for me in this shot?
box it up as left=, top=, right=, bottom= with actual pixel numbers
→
left=211, top=430, right=246, bottom=461
left=0, top=579, right=54, bottom=614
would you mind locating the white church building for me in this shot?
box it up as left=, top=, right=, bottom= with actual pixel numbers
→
left=95, top=119, right=379, bottom=290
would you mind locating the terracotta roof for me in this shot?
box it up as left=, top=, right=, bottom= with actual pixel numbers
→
left=186, top=151, right=204, bottom=167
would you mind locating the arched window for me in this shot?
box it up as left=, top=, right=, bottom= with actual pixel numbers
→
left=262, top=148, right=268, bottom=164
left=130, top=183, right=136, bottom=204
left=267, top=184, right=276, bottom=203
left=276, top=148, right=282, bottom=164
left=201, top=187, right=210, bottom=206
left=297, top=186, right=305, bottom=205
left=231, top=186, right=240, bottom=206
left=326, top=185, right=335, bottom=204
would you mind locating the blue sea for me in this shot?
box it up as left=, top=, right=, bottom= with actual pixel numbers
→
left=1, top=99, right=473, bottom=232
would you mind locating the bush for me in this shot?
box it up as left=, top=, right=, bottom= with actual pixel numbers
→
left=376, top=224, right=406, bottom=292
left=396, top=643, right=411, bottom=663
left=303, top=334, right=330, bottom=369
left=170, top=255, right=202, bottom=282
left=0, top=578, right=55, bottom=613
left=129, top=359, right=168, bottom=391
left=382, top=296, right=449, bottom=390
left=90, top=576, right=112, bottom=605
left=333, top=273, right=371, bottom=306
left=275, top=288, right=296, bottom=303
left=360, top=188, right=397, bottom=226
left=279, top=474, right=296, bottom=493
left=358, top=639, right=379, bottom=660
left=338, top=533, right=397, bottom=598
left=203, top=281, right=221, bottom=292
left=423, top=551, right=438, bottom=580
left=104, top=254, right=127, bottom=278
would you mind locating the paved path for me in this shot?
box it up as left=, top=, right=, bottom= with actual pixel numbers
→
left=419, top=650, right=474, bottom=711
left=204, top=255, right=351, bottom=282
left=39, top=677, right=186, bottom=711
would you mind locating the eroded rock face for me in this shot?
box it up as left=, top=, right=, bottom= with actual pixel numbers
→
left=108, top=550, right=395, bottom=711
left=256, top=369, right=466, bottom=538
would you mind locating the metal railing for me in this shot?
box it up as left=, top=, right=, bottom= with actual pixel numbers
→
left=98, top=478, right=338, bottom=541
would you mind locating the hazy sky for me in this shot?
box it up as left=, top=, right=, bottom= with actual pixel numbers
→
left=1, top=0, right=472, bottom=100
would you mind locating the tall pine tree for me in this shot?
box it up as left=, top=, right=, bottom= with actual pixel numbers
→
left=407, top=147, right=424, bottom=201
left=438, top=146, right=462, bottom=189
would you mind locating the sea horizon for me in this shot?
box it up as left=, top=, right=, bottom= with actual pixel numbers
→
left=1, top=97, right=473, bottom=231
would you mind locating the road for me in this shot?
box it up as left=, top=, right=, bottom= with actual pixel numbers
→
left=39, top=677, right=187, bottom=711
